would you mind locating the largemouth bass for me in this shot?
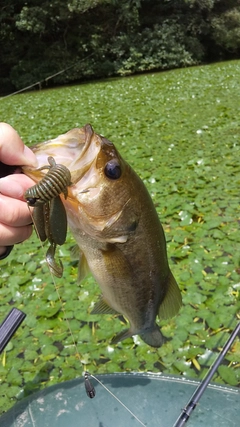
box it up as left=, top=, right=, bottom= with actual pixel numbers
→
left=23, top=124, right=181, bottom=347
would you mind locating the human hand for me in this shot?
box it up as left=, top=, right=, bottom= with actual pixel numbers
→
left=0, top=123, right=37, bottom=258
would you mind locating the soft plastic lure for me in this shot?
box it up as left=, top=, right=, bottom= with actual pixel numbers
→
left=24, top=157, right=72, bottom=277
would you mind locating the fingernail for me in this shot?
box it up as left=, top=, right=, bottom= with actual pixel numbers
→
left=23, top=146, right=38, bottom=167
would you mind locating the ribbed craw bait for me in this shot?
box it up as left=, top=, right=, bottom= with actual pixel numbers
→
left=25, top=156, right=71, bottom=206
left=24, top=157, right=72, bottom=277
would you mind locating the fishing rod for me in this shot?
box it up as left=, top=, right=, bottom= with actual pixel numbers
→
left=0, top=308, right=26, bottom=354
left=173, top=321, right=240, bottom=427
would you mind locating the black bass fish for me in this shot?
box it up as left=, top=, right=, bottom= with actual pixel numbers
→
left=23, top=124, right=181, bottom=347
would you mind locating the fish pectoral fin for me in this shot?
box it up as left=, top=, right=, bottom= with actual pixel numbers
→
left=91, top=297, right=119, bottom=315
left=110, top=328, right=133, bottom=344
left=158, top=270, right=182, bottom=320
left=101, top=244, right=133, bottom=280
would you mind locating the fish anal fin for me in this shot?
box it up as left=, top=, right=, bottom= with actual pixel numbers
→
left=91, top=297, right=119, bottom=315
left=158, top=270, right=182, bottom=320
left=110, top=328, right=133, bottom=345
left=111, top=326, right=164, bottom=348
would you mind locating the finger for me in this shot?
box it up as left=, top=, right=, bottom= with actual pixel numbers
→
left=0, top=223, right=33, bottom=247
left=0, top=174, right=35, bottom=201
left=0, top=194, right=33, bottom=227
left=0, top=123, right=37, bottom=166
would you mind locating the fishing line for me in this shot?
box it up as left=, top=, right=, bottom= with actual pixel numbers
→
left=1, top=52, right=96, bottom=99
left=28, top=205, right=85, bottom=368
left=27, top=190, right=239, bottom=427
left=89, top=373, right=147, bottom=427
left=28, top=205, right=147, bottom=427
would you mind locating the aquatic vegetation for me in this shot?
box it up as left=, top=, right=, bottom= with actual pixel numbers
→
left=0, top=60, right=239, bottom=412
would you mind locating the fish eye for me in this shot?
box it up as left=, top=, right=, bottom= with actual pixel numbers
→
left=104, top=160, right=121, bottom=180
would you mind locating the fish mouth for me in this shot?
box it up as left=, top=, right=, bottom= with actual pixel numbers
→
left=22, top=124, right=101, bottom=183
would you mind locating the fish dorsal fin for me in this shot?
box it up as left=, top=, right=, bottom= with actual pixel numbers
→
left=158, top=270, right=182, bottom=320
left=91, top=296, right=119, bottom=315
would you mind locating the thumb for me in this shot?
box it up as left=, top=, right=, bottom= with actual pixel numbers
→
left=0, top=123, right=37, bottom=167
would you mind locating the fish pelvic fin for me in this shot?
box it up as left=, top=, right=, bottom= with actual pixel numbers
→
left=158, top=270, right=182, bottom=320
left=91, top=297, right=119, bottom=315
left=71, top=246, right=90, bottom=283
left=140, top=326, right=164, bottom=348
left=70, top=244, right=80, bottom=261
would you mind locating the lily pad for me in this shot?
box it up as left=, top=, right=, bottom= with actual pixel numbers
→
left=0, top=60, right=239, bottom=415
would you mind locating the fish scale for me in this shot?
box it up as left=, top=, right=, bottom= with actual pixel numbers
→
left=23, top=124, right=182, bottom=348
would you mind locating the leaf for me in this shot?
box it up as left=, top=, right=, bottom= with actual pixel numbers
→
left=178, top=210, right=193, bottom=225
left=217, top=365, right=239, bottom=386
left=37, top=302, right=62, bottom=318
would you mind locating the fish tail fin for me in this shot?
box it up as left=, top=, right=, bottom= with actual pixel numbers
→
left=110, top=328, right=133, bottom=345
left=140, top=326, right=164, bottom=348
left=158, top=270, right=182, bottom=320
